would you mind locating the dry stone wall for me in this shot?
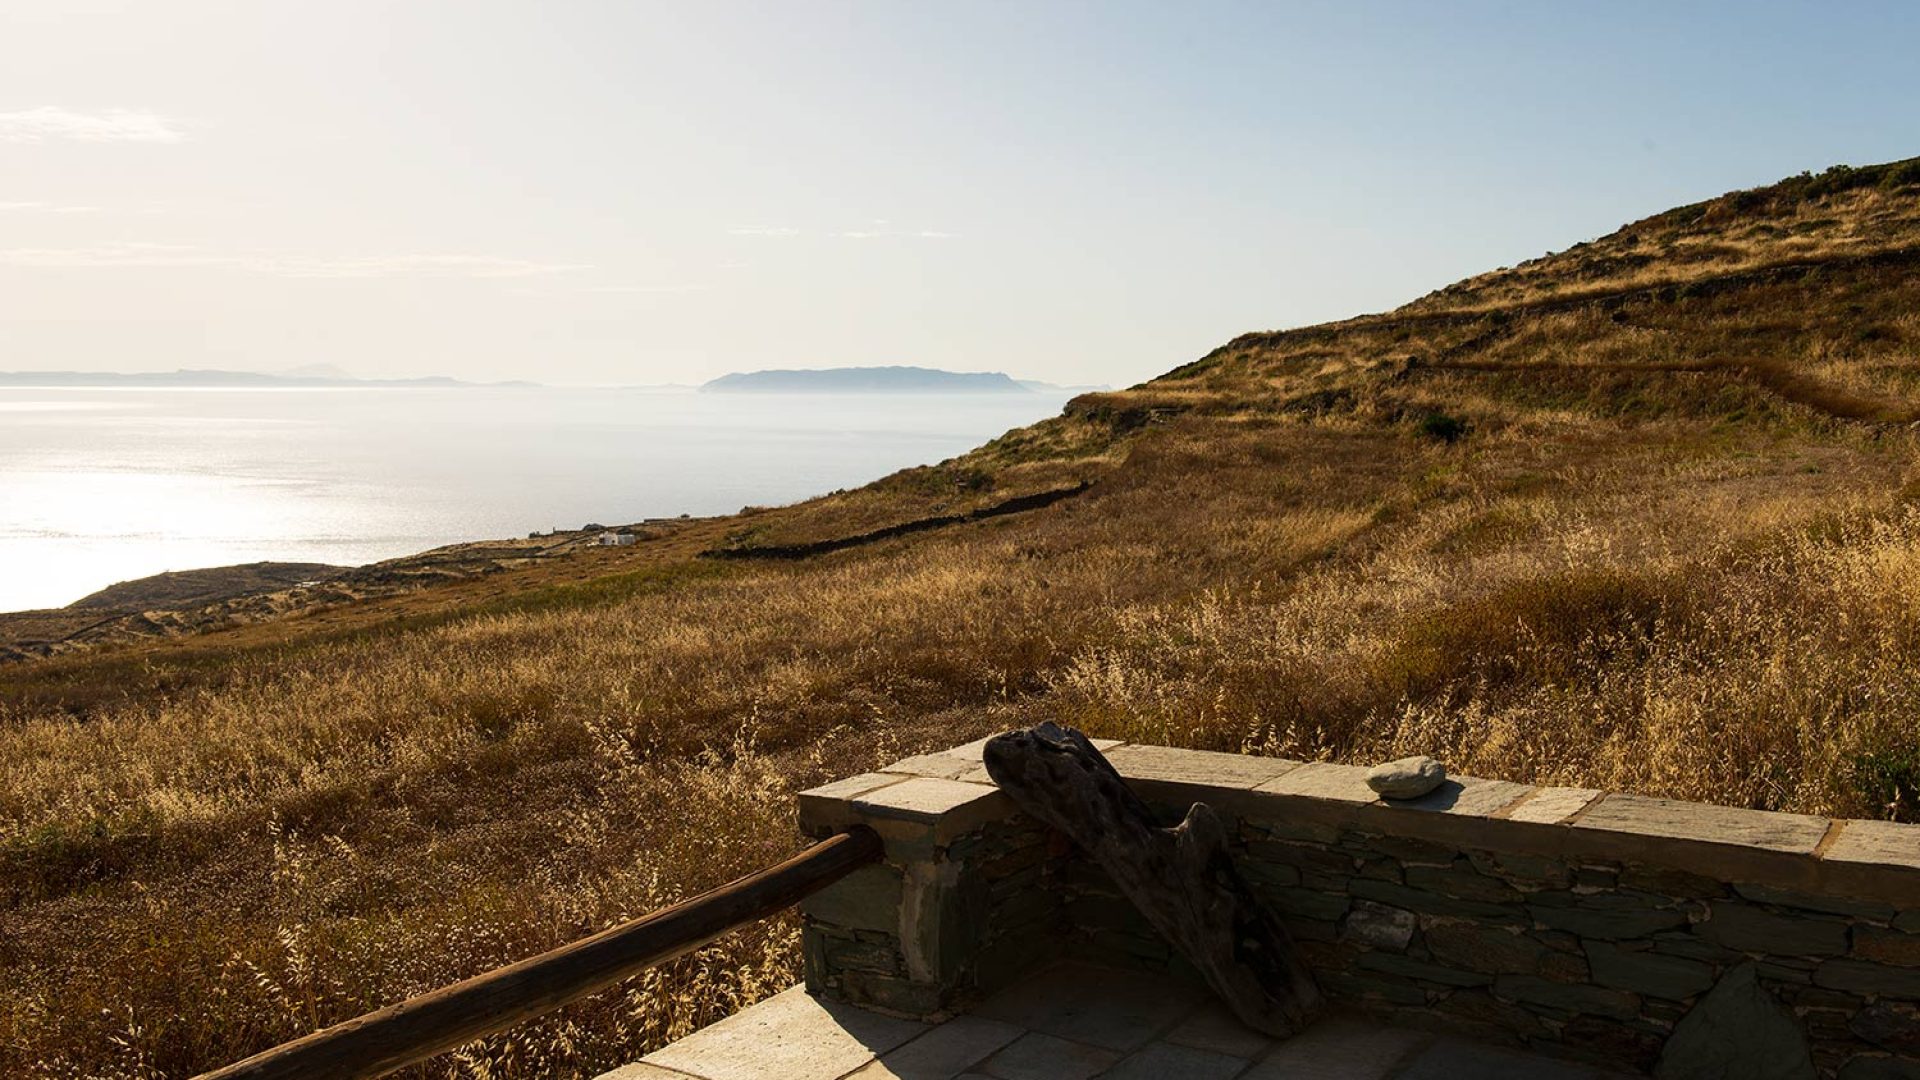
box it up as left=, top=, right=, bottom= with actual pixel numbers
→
left=797, top=739, right=1920, bottom=1079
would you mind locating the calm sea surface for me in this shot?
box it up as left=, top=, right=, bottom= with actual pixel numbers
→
left=0, top=386, right=1072, bottom=612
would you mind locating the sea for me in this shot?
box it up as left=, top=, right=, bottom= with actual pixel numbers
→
left=0, top=385, right=1073, bottom=612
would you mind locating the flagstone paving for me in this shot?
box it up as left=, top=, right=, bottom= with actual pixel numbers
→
left=599, top=960, right=1640, bottom=1080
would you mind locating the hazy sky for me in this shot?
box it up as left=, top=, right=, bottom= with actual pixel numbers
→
left=3, top=2, right=1917, bottom=387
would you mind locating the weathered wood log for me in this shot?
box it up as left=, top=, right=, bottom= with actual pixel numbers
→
left=983, top=723, right=1322, bottom=1037
left=192, top=827, right=884, bottom=1080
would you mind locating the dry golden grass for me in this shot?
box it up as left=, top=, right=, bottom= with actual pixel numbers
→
left=5, top=162, right=1920, bottom=1078
left=1402, top=159, right=1920, bottom=314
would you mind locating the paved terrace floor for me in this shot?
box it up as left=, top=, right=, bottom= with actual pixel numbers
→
left=600, top=961, right=1638, bottom=1080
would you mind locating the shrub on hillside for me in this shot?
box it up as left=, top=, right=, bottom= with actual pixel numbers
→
left=1418, top=410, right=1469, bottom=443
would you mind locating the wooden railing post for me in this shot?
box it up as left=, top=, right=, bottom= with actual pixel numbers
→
left=194, top=826, right=884, bottom=1080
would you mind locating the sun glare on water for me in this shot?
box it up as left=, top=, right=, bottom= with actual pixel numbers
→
left=0, top=467, right=361, bottom=611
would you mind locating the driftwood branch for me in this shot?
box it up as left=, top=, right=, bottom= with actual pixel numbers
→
left=983, top=723, right=1321, bottom=1037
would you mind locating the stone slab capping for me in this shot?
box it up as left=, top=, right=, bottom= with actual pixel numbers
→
left=797, top=738, right=1920, bottom=1079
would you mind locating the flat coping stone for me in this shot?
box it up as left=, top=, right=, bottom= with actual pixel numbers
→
left=1249, top=765, right=1542, bottom=852
left=596, top=1065, right=699, bottom=1080
left=1386, top=775, right=1533, bottom=818
left=1501, top=786, right=1603, bottom=825
left=1254, top=761, right=1381, bottom=804
left=1104, top=745, right=1302, bottom=790
left=1572, top=794, right=1830, bottom=855
left=851, top=777, right=1013, bottom=842
left=802, top=771, right=909, bottom=804
left=799, top=773, right=911, bottom=832
left=638, top=984, right=928, bottom=1080
left=1822, top=818, right=1920, bottom=871
left=880, top=752, right=986, bottom=782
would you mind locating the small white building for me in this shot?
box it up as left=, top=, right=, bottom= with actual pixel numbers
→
left=599, top=531, right=637, bottom=547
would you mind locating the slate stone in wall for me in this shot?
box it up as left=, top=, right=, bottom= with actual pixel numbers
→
left=826, top=936, right=902, bottom=975
left=839, top=969, right=945, bottom=1016
left=1245, top=838, right=1359, bottom=875
left=1575, top=865, right=1623, bottom=890
left=1852, top=1001, right=1920, bottom=1056
left=1466, top=848, right=1573, bottom=888
left=1239, top=859, right=1303, bottom=889
left=1818, top=960, right=1920, bottom=999
left=1358, top=951, right=1492, bottom=988
left=1700, top=901, right=1851, bottom=956
left=1492, top=974, right=1642, bottom=1020
left=1652, top=932, right=1745, bottom=965
left=993, top=881, right=1055, bottom=932
left=1434, top=988, right=1555, bottom=1041
left=1585, top=940, right=1717, bottom=1000
left=1734, top=883, right=1899, bottom=921
left=802, top=864, right=903, bottom=934
left=1796, top=986, right=1870, bottom=1012
left=1423, top=921, right=1551, bottom=975
left=1529, top=902, right=1689, bottom=940
left=1404, top=860, right=1524, bottom=904
left=1760, top=959, right=1820, bottom=986
left=1362, top=834, right=1458, bottom=865
left=1342, top=899, right=1416, bottom=952
left=1562, top=1014, right=1669, bottom=1070
left=1808, top=1007, right=1863, bottom=1042
left=1316, top=968, right=1429, bottom=1006
left=1623, top=863, right=1731, bottom=901
left=1654, top=962, right=1815, bottom=1080
left=1351, top=879, right=1525, bottom=922
left=1856, top=928, right=1920, bottom=968
left=1354, top=856, right=1404, bottom=883
left=1252, top=883, right=1351, bottom=922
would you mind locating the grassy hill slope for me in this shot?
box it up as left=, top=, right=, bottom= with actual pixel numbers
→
left=5, top=160, right=1920, bottom=1078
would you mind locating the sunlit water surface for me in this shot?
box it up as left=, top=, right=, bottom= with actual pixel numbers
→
left=0, top=386, right=1072, bottom=612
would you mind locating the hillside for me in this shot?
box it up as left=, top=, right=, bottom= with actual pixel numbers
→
left=0, top=525, right=715, bottom=664
left=66, top=562, right=345, bottom=612
left=5, top=159, right=1920, bottom=1078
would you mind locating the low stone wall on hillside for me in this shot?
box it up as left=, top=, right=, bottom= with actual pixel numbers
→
left=797, top=738, right=1920, bottom=1079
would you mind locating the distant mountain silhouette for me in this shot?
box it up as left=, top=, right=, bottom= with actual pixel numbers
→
left=701, top=366, right=1030, bottom=394
left=0, top=368, right=539, bottom=388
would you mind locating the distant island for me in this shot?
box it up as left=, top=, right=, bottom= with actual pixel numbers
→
left=0, top=366, right=1109, bottom=394
left=0, top=368, right=540, bottom=389
left=701, top=366, right=1031, bottom=394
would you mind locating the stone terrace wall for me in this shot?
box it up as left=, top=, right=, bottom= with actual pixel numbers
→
left=797, top=739, right=1920, bottom=1079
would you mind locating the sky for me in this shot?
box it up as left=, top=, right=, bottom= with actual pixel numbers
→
left=2, top=1, right=1918, bottom=388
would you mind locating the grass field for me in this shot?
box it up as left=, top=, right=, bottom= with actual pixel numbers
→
left=5, top=160, right=1920, bottom=1078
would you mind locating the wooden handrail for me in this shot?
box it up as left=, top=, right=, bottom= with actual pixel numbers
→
left=194, top=826, right=884, bottom=1080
